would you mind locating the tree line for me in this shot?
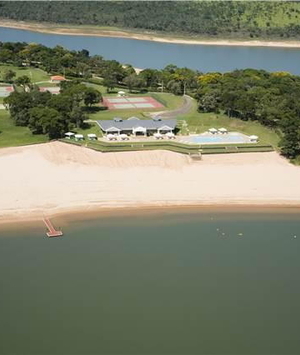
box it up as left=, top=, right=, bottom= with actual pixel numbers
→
left=3, top=78, right=102, bottom=139
left=1, top=1, right=300, bottom=39
left=0, top=41, right=300, bottom=160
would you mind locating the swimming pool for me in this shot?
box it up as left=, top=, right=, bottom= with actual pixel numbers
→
left=180, top=133, right=251, bottom=145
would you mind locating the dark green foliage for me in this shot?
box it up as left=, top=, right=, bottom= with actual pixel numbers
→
left=4, top=80, right=93, bottom=138
left=1, top=1, right=300, bottom=39
left=196, top=70, right=300, bottom=158
left=83, top=87, right=102, bottom=107
left=1, top=69, right=16, bottom=83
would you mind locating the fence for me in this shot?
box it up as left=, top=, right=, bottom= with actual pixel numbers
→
left=60, top=138, right=274, bottom=155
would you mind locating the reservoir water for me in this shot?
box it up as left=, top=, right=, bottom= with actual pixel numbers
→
left=1, top=209, right=300, bottom=354
left=1, top=27, right=300, bottom=74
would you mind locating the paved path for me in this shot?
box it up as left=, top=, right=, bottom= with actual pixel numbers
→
left=150, top=95, right=194, bottom=119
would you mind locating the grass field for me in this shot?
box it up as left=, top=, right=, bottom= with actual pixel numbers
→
left=0, top=111, right=47, bottom=148
left=0, top=65, right=50, bottom=83
left=181, top=111, right=281, bottom=149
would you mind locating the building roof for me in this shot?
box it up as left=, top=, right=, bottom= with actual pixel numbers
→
left=97, top=118, right=177, bottom=131
left=51, top=75, right=66, bottom=81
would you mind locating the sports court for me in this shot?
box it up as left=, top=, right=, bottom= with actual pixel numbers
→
left=103, top=96, right=164, bottom=110
left=39, top=87, right=60, bottom=94
left=0, top=86, right=14, bottom=97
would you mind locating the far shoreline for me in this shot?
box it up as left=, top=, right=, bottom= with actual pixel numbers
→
left=2, top=19, right=300, bottom=48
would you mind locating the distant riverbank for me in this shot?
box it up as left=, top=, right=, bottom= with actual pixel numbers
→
left=2, top=19, right=300, bottom=48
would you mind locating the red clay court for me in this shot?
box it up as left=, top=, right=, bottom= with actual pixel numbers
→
left=0, top=86, right=14, bottom=97
left=103, top=96, right=164, bottom=110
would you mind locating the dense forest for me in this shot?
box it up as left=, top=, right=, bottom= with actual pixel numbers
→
left=0, top=41, right=300, bottom=160
left=1, top=1, right=300, bottom=39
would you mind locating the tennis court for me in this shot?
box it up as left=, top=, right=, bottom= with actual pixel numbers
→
left=103, top=96, right=164, bottom=110
left=39, top=87, right=60, bottom=94
left=0, top=86, right=14, bottom=97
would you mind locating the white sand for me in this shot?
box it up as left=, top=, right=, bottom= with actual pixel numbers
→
left=1, top=141, right=300, bottom=223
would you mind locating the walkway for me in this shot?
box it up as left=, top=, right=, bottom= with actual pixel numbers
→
left=150, top=95, right=194, bottom=119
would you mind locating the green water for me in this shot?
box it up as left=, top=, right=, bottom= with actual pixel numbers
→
left=0, top=210, right=300, bottom=355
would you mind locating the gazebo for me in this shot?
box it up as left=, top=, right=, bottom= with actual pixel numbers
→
left=65, top=132, right=75, bottom=139
left=87, top=133, right=97, bottom=140
left=118, top=91, right=126, bottom=97
left=74, top=134, right=84, bottom=141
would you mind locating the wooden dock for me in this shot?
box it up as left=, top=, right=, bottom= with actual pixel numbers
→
left=43, top=218, right=63, bottom=238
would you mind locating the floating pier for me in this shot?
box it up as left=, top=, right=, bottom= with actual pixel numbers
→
left=43, top=218, right=63, bottom=237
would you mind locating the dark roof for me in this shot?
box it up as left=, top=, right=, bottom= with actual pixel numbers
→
left=97, top=118, right=177, bottom=131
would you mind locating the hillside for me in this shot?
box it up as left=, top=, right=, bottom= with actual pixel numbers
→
left=1, top=1, right=300, bottom=40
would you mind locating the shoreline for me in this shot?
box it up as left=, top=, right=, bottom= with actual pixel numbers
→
left=1, top=141, right=300, bottom=231
left=1, top=20, right=300, bottom=48
left=1, top=202, right=300, bottom=230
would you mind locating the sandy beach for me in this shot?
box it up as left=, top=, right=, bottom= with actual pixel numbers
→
left=1, top=20, right=300, bottom=48
left=1, top=141, right=300, bottom=224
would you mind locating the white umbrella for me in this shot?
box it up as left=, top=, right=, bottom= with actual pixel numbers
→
left=218, top=128, right=228, bottom=133
left=209, top=128, right=218, bottom=134
left=120, top=134, right=129, bottom=140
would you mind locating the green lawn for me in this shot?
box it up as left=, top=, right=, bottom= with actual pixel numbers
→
left=75, top=122, right=103, bottom=137
left=0, top=111, right=47, bottom=148
left=178, top=102, right=281, bottom=149
left=0, top=65, right=50, bottom=83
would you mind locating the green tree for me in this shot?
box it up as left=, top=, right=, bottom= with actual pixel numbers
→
left=83, top=87, right=102, bottom=107
left=28, top=107, right=65, bottom=138
left=123, top=74, right=144, bottom=92
left=14, top=75, right=32, bottom=91
left=2, top=69, right=16, bottom=83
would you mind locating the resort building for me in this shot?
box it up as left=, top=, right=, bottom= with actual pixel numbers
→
left=97, top=117, right=177, bottom=136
